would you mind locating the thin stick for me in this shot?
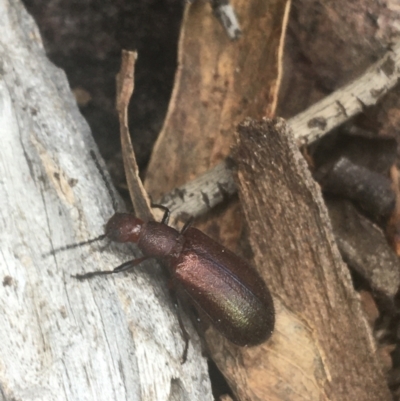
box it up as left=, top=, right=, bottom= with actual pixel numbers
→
left=290, top=41, right=400, bottom=145
left=158, top=41, right=400, bottom=222
left=159, top=159, right=236, bottom=223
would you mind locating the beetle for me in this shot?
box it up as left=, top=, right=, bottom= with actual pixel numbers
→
left=75, top=206, right=275, bottom=358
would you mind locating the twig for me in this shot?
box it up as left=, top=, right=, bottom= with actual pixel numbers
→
left=159, top=159, right=236, bottom=223
left=159, top=41, right=400, bottom=220
left=291, top=41, right=400, bottom=145
left=316, top=157, right=395, bottom=223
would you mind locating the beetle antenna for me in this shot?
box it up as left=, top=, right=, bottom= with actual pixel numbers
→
left=181, top=217, right=194, bottom=234
left=43, top=151, right=116, bottom=258
left=43, top=234, right=106, bottom=257
left=90, top=150, right=119, bottom=212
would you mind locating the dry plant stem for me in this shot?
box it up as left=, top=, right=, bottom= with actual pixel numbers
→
left=159, top=40, right=400, bottom=221
left=116, top=50, right=153, bottom=222
left=223, top=118, right=390, bottom=401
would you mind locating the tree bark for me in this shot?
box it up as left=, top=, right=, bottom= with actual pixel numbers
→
left=222, top=117, right=391, bottom=400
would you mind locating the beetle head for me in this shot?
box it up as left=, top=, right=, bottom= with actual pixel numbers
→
left=105, top=213, right=144, bottom=243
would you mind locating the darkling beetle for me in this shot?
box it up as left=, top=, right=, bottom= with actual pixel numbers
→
left=69, top=152, right=275, bottom=361
left=74, top=205, right=275, bottom=361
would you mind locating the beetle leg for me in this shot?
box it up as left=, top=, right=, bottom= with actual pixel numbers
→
left=73, top=256, right=150, bottom=280
left=151, top=203, right=171, bottom=225
left=168, top=284, right=190, bottom=364
left=161, top=209, right=170, bottom=225
left=177, top=302, right=190, bottom=364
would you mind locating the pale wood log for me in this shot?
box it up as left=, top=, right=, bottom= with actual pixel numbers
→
left=0, top=1, right=212, bottom=400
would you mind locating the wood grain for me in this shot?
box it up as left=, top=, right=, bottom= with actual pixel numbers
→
left=219, top=117, right=391, bottom=401
left=145, top=0, right=291, bottom=199
left=0, top=0, right=212, bottom=399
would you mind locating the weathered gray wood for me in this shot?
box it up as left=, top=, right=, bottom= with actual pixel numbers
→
left=159, top=159, right=237, bottom=224
left=290, top=41, right=400, bottom=145
left=0, top=1, right=212, bottom=400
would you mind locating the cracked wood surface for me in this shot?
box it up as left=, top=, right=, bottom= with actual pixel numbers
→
left=0, top=1, right=212, bottom=400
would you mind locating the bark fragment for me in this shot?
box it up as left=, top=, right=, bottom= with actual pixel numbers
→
left=223, top=117, right=391, bottom=401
